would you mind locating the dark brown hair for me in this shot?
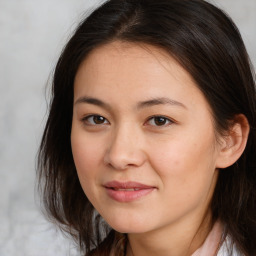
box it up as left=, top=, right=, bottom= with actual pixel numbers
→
left=37, top=0, right=256, bottom=255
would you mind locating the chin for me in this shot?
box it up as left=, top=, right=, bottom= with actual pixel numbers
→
left=113, top=226, right=148, bottom=234
left=106, top=218, right=151, bottom=234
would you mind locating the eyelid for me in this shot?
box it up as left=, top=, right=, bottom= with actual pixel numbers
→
left=80, top=114, right=175, bottom=127
left=81, top=114, right=110, bottom=126
left=145, top=115, right=175, bottom=127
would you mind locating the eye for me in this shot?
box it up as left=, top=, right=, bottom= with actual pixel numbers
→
left=82, top=115, right=109, bottom=125
left=146, top=116, right=173, bottom=127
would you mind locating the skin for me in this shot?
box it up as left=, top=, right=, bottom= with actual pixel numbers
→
left=71, top=41, right=227, bottom=256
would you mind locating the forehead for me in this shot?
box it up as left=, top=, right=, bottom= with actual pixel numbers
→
left=77, top=41, right=188, bottom=81
left=74, top=41, right=212, bottom=114
left=77, top=42, right=188, bottom=87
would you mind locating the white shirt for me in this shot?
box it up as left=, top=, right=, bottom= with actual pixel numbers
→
left=192, top=221, right=243, bottom=256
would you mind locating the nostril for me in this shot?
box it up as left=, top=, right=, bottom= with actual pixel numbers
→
left=103, top=140, right=147, bottom=170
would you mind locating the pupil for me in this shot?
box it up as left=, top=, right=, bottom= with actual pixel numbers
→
left=93, top=116, right=104, bottom=124
left=155, top=117, right=166, bottom=126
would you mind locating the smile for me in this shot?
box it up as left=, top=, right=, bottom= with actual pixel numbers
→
left=103, top=181, right=156, bottom=202
left=112, top=188, right=141, bottom=191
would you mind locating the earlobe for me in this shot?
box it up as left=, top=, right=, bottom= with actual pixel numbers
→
left=216, top=114, right=250, bottom=169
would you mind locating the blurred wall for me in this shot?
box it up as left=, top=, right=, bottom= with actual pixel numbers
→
left=0, top=0, right=255, bottom=255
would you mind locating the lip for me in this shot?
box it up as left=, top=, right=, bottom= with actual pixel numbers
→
left=103, top=181, right=156, bottom=202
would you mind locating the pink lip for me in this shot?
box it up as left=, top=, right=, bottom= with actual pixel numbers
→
left=103, top=181, right=156, bottom=202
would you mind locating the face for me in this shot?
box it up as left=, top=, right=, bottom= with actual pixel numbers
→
left=71, top=41, right=221, bottom=234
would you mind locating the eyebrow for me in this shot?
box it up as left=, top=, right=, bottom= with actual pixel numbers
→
left=74, top=96, right=187, bottom=110
left=74, top=96, right=112, bottom=111
left=137, top=97, right=187, bottom=110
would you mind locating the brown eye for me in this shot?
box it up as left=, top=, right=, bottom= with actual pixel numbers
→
left=83, top=115, right=109, bottom=125
left=147, top=116, right=173, bottom=126
left=93, top=115, right=105, bottom=124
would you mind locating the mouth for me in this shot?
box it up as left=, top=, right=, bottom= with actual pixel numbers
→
left=110, top=188, right=142, bottom=191
left=103, top=181, right=156, bottom=202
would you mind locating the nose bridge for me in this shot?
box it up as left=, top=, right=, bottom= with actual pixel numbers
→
left=104, top=121, right=146, bottom=169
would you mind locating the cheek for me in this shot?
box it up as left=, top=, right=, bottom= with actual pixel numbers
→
left=148, top=137, right=205, bottom=174
left=71, top=128, right=105, bottom=183
left=154, top=125, right=216, bottom=168
left=147, top=131, right=217, bottom=194
left=71, top=129, right=107, bottom=206
left=148, top=139, right=218, bottom=221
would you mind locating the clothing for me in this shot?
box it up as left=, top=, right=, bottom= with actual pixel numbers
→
left=217, top=237, right=242, bottom=256
left=192, top=221, right=242, bottom=256
left=89, top=221, right=243, bottom=256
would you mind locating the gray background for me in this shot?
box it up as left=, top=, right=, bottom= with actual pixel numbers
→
left=0, top=0, right=255, bottom=255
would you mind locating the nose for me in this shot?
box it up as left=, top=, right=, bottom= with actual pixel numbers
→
left=103, top=125, right=147, bottom=170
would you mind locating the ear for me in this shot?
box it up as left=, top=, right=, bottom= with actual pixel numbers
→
left=216, top=114, right=250, bottom=168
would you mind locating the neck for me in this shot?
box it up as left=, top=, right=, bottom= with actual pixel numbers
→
left=126, top=211, right=213, bottom=256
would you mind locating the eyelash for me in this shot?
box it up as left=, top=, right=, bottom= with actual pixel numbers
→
left=81, top=115, right=109, bottom=126
left=81, top=114, right=174, bottom=128
left=146, top=115, right=174, bottom=127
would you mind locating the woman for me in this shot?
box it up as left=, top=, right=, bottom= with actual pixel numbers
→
left=37, top=0, right=256, bottom=255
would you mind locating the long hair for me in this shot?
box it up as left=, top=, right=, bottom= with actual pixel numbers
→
left=37, top=0, right=256, bottom=255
